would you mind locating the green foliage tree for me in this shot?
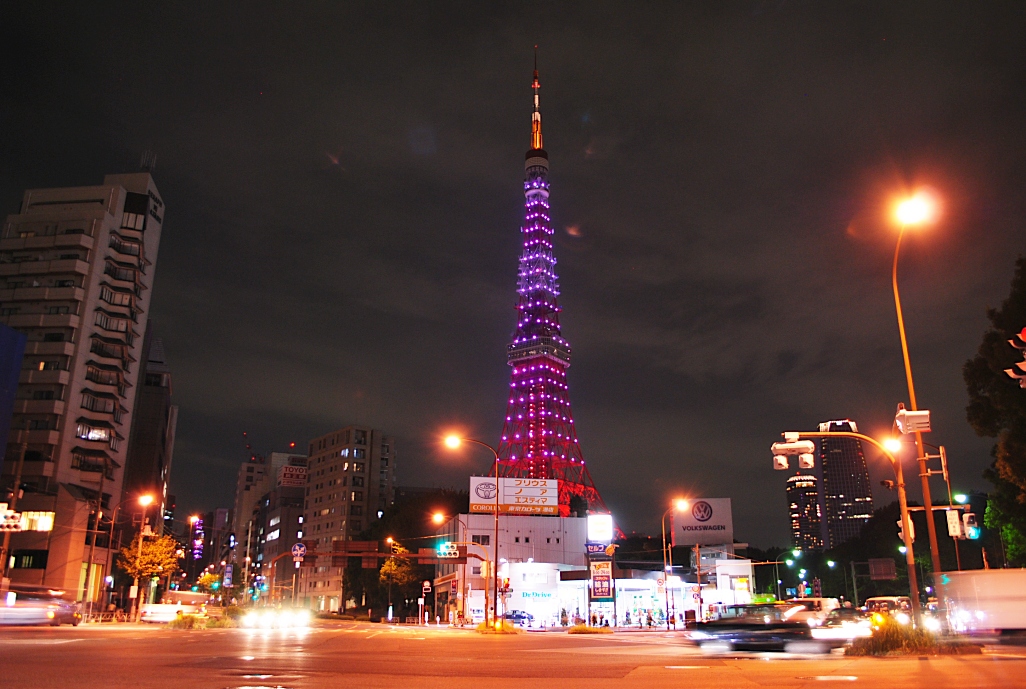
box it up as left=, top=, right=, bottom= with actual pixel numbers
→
left=964, top=256, right=1026, bottom=565
left=379, top=545, right=420, bottom=595
left=118, top=534, right=182, bottom=580
left=196, top=572, right=221, bottom=593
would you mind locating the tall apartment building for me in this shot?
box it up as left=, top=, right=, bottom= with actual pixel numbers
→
left=786, top=473, right=824, bottom=551
left=299, top=425, right=395, bottom=611
left=252, top=483, right=304, bottom=603
left=0, top=173, right=164, bottom=597
left=814, top=419, right=874, bottom=548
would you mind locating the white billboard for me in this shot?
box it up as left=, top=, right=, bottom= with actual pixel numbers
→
left=278, top=465, right=307, bottom=488
left=469, top=477, right=559, bottom=515
left=587, top=514, right=614, bottom=544
left=672, top=498, right=734, bottom=546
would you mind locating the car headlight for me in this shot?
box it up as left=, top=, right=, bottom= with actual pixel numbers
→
left=895, top=613, right=910, bottom=626
left=691, top=630, right=710, bottom=640
left=243, top=613, right=258, bottom=628
left=923, top=616, right=941, bottom=632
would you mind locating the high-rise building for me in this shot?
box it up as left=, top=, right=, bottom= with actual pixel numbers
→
left=299, top=425, right=395, bottom=611
left=494, top=64, right=606, bottom=516
left=786, top=474, right=823, bottom=551
left=814, top=420, right=874, bottom=548
left=0, top=324, right=26, bottom=479
left=0, top=173, right=164, bottom=598
left=122, top=325, right=177, bottom=524
left=231, top=450, right=305, bottom=587
left=252, top=483, right=304, bottom=604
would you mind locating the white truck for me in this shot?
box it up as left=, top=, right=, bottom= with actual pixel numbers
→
left=937, top=569, right=1026, bottom=634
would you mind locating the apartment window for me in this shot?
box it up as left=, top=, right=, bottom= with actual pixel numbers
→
left=269, top=516, right=280, bottom=527
left=350, top=505, right=363, bottom=516
left=43, top=333, right=65, bottom=342
left=524, top=537, right=530, bottom=543
left=514, top=537, right=520, bottom=543
left=351, top=476, right=364, bottom=487
left=32, top=391, right=54, bottom=400
left=472, top=566, right=481, bottom=575
left=351, top=520, right=361, bottom=531
left=353, top=448, right=366, bottom=459
left=81, top=392, right=116, bottom=414
left=121, top=212, right=145, bottom=231
left=18, top=512, right=54, bottom=532
left=37, top=361, right=59, bottom=371
left=354, top=463, right=365, bottom=473
left=351, top=491, right=363, bottom=502
left=10, top=551, right=47, bottom=569
left=85, top=365, right=120, bottom=387
left=266, top=529, right=280, bottom=542
left=546, top=538, right=551, bottom=543
left=246, top=466, right=254, bottom=473
left=54, top=279, right=75, bottom=288
left=354, top=430, right=367, bottom=445
left=28, top=420, right=51, bottom=431
left=94, top=310, right=129, bottom=333
left=75, top=423, right=110, bottom=443
left=0, top=308, right=19, bottom=316
left=99, top=285, right=133, bottom=308
left=381, top=458, right=388, bottom=467
left=471, top=535, right=490, bottom=546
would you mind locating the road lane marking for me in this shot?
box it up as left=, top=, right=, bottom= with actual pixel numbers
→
left=664, top=665, right=710, bottom=669
left=795, top=677, right=858, bottom=682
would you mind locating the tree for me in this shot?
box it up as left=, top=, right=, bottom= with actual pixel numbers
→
left=379, top=545, right=420, bottom=594
left=964, top=256, right=1026, bottom=565
left=118, top=534, right=182, bottom=581
left=196, top=572, right=221, bottom=593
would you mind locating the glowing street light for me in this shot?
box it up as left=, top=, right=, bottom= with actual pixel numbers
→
left=891, top=189, right=944, bottom=577
left=883, top=438, right=903, bottom=453
left=431, top=512, right=446, bottom=525
left=954, top=494, right=968, bottom=504
left=443, top=434, right=501, bottom=627
left=661, top=498, right=690, bottom=629
left=827, top=560, right=836, bottom=569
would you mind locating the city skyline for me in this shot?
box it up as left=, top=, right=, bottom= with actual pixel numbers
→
left=4, top=4, right=1026, bottom=547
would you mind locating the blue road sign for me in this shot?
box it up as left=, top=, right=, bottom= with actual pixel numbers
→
left=291, top=542, right=307, bottom=558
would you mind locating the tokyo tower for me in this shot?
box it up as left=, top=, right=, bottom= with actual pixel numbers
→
left=495, top=60, right=608, bottom=517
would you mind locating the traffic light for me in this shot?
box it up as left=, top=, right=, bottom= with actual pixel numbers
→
left=963, top=512, right=981, bottom=540
left=1004, top=327, right=1026, bottom=388
left=812, top=578, right=822, bottom=597
left=797, top=453, right=815, bottom=469
left=897, top=517, right=915, bottom=543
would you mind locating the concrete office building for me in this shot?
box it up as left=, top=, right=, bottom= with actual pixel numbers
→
left=122, top=327, right=177, bottom=528
left=298, top=425, right=395, bottom=611
left=0, top=173, right=164, bottom=599
left=252, top=483, right=305, bottom=603
left=786, top=473, right=824, bottom=551
left=815, top=420, right=874, bottom=548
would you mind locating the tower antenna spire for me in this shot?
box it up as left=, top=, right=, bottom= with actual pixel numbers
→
left=531, top=46, right=543, bottom=151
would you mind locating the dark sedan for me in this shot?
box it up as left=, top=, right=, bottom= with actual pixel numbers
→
left=689, top=604, right=831, bottom=653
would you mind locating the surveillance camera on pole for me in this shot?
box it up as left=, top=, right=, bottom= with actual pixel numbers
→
left=895, top=407, right=931, bottom=434
left=770, top=437, right=816, bottom=470
left=1005, top=327, right=1026, bottom=388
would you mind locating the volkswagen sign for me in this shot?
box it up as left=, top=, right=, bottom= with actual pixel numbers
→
left=672, top=498, right=733, bottom=546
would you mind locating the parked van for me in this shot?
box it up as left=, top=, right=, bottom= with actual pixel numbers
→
left=786, top=597, right=840, bottom=625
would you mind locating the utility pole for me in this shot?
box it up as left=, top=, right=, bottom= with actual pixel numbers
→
left=82, top=458, right=107, bottom=616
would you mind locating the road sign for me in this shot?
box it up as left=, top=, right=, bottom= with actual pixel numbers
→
left=291, top=542, right=307, bottom=558
left=422, top=580, right=432, bottom=593
left=868, top=558, right=897, bottom=581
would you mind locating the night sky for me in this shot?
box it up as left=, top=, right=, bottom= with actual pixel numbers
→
left=3, top=3, right=1025, bottom=547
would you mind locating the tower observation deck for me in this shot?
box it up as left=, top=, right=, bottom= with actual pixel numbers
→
left=495, top=60, right=608, bottom=517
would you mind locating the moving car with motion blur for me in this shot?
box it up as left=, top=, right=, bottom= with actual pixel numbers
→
left=689, top=603, right=840, bottom=653
left=240, top=607, right=312, bottom=629
left=139, top=589, right=210, bottom=623
left=502, top=610, right=534, bottom=627
left=809, top=607, right=872, bottom=643
left=785, top=597, right=840, bottom=626
left=0, top=589, right=81, bottom=626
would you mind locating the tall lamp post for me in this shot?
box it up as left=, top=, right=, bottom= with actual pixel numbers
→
left=444, top=435, right=500, bottom=628
left=891, top=192, right=943, bottom=577
left=132, top=494, right=154, bottom=621
left=660, top=498, right=688, bottom=629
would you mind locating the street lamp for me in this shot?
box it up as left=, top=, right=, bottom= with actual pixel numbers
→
left=443, top=435, right=501, bottom=628
left=660, top=498, right=688, bottom=629
left=891, top=190, right=943, bottom=577
left=132, top=494, right=155, bottom=621
left=431, top=512, right=446, bottom=525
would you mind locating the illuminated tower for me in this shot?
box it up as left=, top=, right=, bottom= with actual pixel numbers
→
left=495, top=61, right=607, bottom=516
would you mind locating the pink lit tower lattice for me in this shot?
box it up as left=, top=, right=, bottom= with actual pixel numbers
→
left=495, top=61, right=608, bottom=517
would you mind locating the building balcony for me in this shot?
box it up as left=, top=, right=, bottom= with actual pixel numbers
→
left=6, top=313, right=80, bottom=330
left=7, top=429, right=61, bottom=446
left=0, top=233, right=94, bottom=252
left=1, top=459, right=54, bottom=480
left=0, top=259, right=90, bottom=277
left=14, top=399, right=65, bottom=416
left=0, top=286, right=84, bottom=303
left=19, top=369, right=70, bottom=386
left=24, top=341, right=75, bottom=357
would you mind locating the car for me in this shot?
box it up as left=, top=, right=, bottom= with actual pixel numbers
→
left=785, top=598, right=840, bottom=626
left=810, top=607, right=872, bottom=643
left=502, top=610, right=534, bottom=626
left=0, top=591, right=81, bottom=626
left=689, top=603, right=833, bottom=653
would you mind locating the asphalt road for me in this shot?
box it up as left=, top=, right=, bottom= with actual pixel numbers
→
left=1, top=622, right=1025, bottom=688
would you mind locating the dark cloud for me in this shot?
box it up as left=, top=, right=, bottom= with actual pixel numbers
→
left=2, top=1, right=1025, bottom=546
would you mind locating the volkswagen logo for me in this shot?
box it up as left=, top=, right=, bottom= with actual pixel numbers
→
left=692, top=501, right=713, bottom=522
left=475, top=481, right=497, bottom=500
